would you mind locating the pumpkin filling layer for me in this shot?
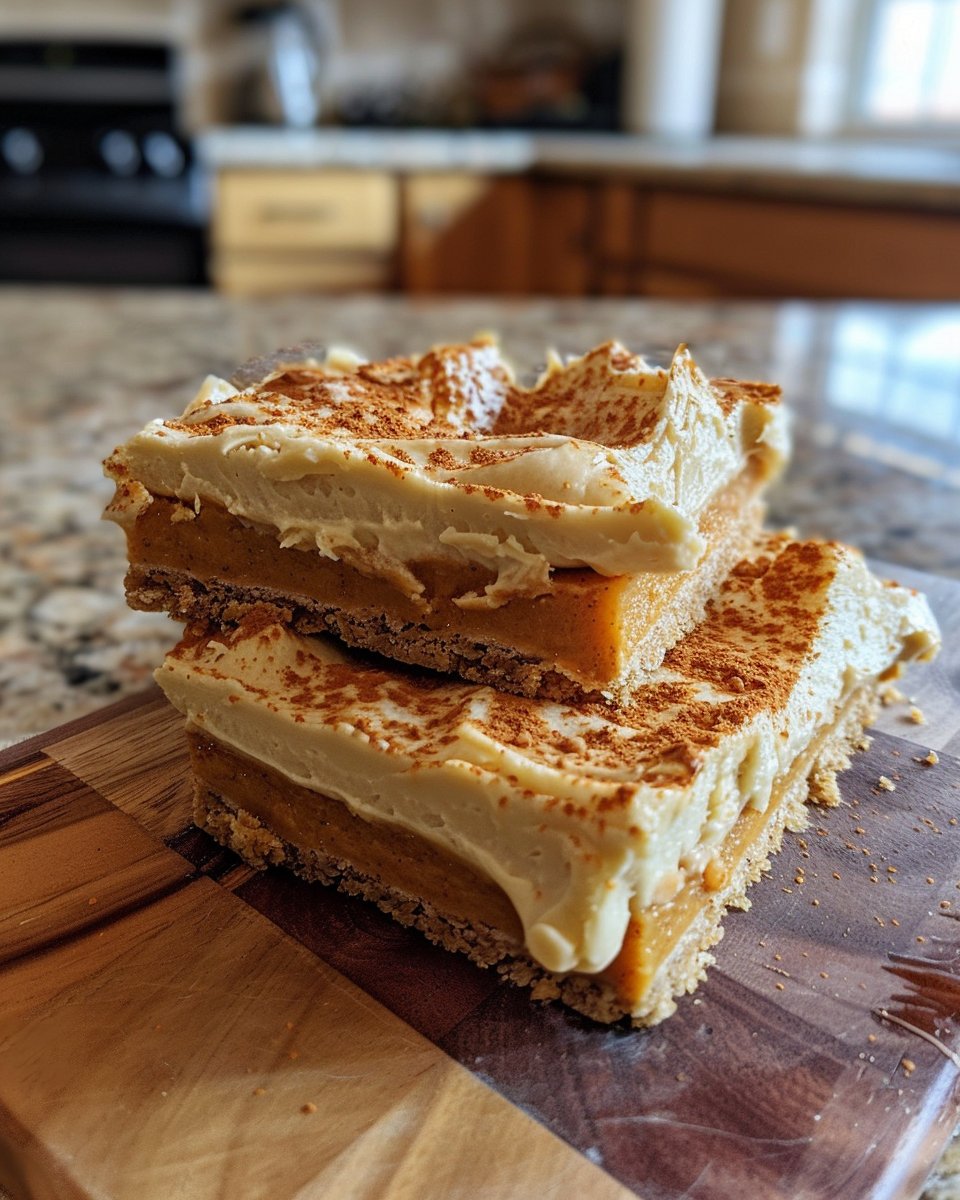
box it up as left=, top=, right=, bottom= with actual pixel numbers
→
left=116, top=464, right=765, bottom=696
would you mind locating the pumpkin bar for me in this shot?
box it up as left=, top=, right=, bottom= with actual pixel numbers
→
left=105, top=338, right=788, bottom=700
left=154, top=534, right=939, bottom=1025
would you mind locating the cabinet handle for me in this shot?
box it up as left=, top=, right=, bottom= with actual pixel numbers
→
left=257, top=203, right=339, bottom=223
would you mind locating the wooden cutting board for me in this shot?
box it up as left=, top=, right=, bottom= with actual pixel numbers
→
left=2, top=566, right=959, bottom=1200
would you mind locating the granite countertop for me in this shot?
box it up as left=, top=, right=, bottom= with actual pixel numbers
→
left=1, top=287, right=959, bottom=1195
left=198, top=128, right=960, bottom=208
left=2, top=288, right=957, bottom=747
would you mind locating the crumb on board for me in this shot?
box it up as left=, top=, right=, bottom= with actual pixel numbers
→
left=877, top=776, right=896, bottom=792
left=908, top=706, right=926, bottom=725
left=301, top=1102, right=317, bottom=1115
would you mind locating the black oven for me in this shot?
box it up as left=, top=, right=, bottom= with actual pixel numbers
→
left=0, top=39, right=207, bottom=285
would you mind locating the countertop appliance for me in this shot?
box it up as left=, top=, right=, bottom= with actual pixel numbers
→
left=0, top=38, right=206, bottom=285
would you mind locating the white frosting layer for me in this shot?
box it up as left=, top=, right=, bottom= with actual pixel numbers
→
left=155, top=537, right=939, bottom=976
left=106, top=340, right=789, bottom=604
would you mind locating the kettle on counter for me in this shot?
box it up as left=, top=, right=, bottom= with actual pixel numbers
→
left=235, top=1, right=336, bottom=127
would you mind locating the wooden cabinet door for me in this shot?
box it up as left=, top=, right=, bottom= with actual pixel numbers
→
left=529, top=181, right=594, bottom=296
left=401, top=175, right=534, bottom=293
left=643, top=191, right=960, bottom=299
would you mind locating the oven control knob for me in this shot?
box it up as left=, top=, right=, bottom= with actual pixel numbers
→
left=2, top=127, right=44, bottom=174
left=99, top=129, right=141, bottom=176
left=142, top=131, right=186, bottom=178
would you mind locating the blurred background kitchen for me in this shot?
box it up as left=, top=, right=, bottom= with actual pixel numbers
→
left=1, top=0, right=958, bottom=299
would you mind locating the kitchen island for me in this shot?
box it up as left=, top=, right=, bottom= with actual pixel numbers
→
left=1, top=288, right=958, bottom=1198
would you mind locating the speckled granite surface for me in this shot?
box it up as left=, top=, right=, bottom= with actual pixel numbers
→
left=2, top=288, right=957, bottom=747
left=3, top=288, right=955, bottom=748
left=1, top=288, right=958, bottom=1196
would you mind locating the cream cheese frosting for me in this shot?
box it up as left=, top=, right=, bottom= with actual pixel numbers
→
left=155, top=534, right=939, bottom=976
left=105, top=338, right=790, bottom=607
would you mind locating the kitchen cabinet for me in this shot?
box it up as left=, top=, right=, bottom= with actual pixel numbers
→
left=633, top=188, right=960, bottom=300
left=208, top=165, right=960, bottom=301
left=211, top=169, right=399, bottom=295
left=401, top=175, right=595, bottom=296
left=581, top=180, right=960, bottom=300
left=401, top=174, right=533, bottom=293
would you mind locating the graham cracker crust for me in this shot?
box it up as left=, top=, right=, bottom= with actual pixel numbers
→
left=190, top=685, right=878, bottom=1027
left=130, top=563, right=593, bottom=703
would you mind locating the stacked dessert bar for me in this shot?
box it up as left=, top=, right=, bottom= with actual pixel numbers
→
left=105, top=337, right=940, bottom=1025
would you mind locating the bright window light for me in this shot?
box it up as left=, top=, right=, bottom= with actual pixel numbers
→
left=860, top=0, right=960, bottom=123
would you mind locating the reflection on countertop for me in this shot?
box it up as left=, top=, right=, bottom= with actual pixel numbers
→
left=766, top=303, right=960, bottom=576
left=1, top=288, right=957, bottom=752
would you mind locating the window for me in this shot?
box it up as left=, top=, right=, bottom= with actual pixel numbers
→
left=857, top=0, right=960, bottom=125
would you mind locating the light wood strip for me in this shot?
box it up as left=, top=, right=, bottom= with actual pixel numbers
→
left=0, top=762, right=192, bottom=966
left=0, top=877, right=630, bottom=1200
left=49, top=701, right=191, bottom=841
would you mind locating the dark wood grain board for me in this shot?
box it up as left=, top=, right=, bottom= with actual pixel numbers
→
left=1, top=569, right=958, bottom=1200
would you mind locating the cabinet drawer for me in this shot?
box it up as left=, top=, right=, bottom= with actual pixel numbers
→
left=212, top=250, right=394, bottom=296
left=215, top=170, right=398, bottom=252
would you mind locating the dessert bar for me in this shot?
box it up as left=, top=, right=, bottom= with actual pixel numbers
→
left=106, top=338, right=787, bottom=700
left=155, top=535, right=939, bottom=1025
